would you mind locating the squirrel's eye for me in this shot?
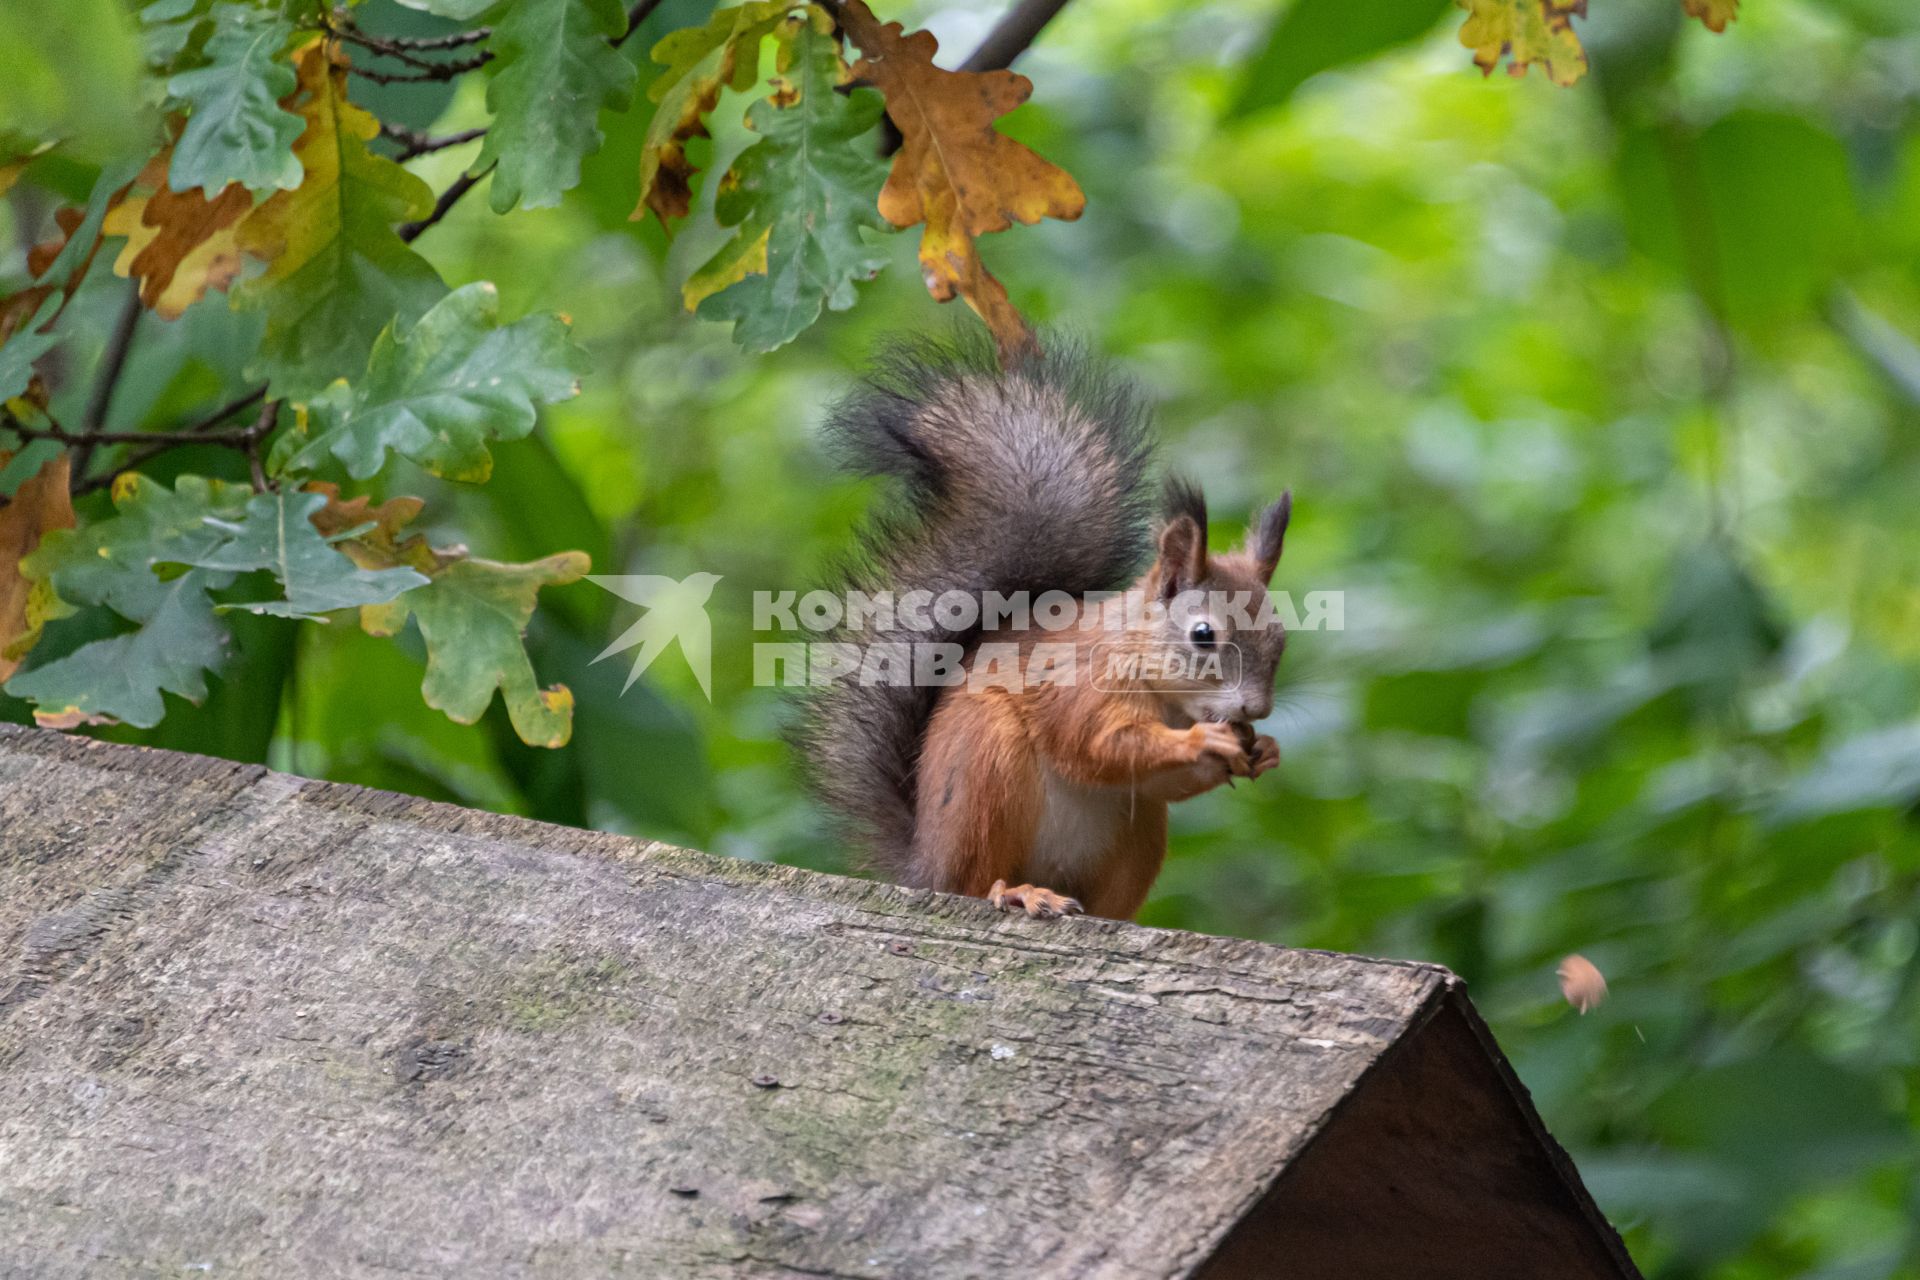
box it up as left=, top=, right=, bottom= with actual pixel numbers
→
left=1190, top=621, right=1216, bottom=648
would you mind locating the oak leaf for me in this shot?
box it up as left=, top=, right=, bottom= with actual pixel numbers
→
left=0, top=453, right=76, bottom=681
left=475, top=0, right=638, bottom=212
left=164, top=3, right=304, bottom=195
left=687, top=5, right=891, bottom=351
left=1681, top=0, right=1737, bottom=32
left=3, top=473, right=251, bottom=728
left=279, top=282, right=588, bottom=483
left=235, top=39, right=443, bottom=401
left=632, top=0, right=795, bottom=227
left=1455, top=0, right=1588, bottom=87
left=181, top=488, right=428, bottom=620
left=305, top=481, right=588, bottom=748
left=103, top=151, right=252, bottom=319
left=837, top=0, right=1083, bottom=350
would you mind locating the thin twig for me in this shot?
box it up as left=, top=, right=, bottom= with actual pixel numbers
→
left=619, top=0, right=668, bottom=46
left=380, top=123, right=488, bottom=160
left=242, top=399, right=278, bottom=494
left=69, top=384, right=268, bottom=497
left=332, top=25, right=449, bottom=72
left=959, top=0, right=1073, bottom=71
left=349, top=51, right=491, bottom=84
left=11, top=419, right=259, bottom=450
left=75, top=285, right=144, bottom=475
left=379, top=26, right=491, bottom=50
left=399, top=167, right=487, bottom=242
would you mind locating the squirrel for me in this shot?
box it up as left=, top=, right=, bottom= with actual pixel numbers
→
left=793, top=335, right=1291, bottom=922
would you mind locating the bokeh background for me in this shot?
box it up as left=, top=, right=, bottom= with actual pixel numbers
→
left=8, top=0, right=1920, bottom=1273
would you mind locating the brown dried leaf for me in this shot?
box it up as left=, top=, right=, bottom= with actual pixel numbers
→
left=0, top=453, right=77, bottom=681
left=104, top=151, right=252, bottom=320
left=302, top=481, right=446, bottom=576
left=837, top=0, right=1083, bottom=352
left=1681, top=0, right=1737, bottom=32
left=1557, top=953, right=1608, bottom=1014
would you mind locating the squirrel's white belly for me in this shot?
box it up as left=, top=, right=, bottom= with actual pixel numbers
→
left=1027, top=767, right=1127, bottom=888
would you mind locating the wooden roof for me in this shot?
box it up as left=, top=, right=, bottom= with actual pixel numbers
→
left=0, top=724, right=1639, bottom=1278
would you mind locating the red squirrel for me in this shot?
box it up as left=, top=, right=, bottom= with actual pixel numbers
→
left=795, top=337, right=1290, bottom=922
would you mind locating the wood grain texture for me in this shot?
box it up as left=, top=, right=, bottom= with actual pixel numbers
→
left=0, top=725, right=1627, bottom=1278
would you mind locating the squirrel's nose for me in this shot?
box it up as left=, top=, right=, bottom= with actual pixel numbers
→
left=1240, top=695, right=1272, bottom=722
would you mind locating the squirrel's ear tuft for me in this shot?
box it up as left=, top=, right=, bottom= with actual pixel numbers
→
left=1162, top=475, right=1207, bottom=531
left=1156, top=514, right=1208, bottom=601
left=1247, top=490, right=1292, bottom=583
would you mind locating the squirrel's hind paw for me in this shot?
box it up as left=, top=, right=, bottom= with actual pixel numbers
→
left=988, top=880, right=1084, bottom=920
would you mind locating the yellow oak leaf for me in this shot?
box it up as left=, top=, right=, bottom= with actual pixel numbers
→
left=1681, top=0, right=1737, bottom=32
left=0, top=452, right=76, bottom=681
left=1456, top=0, right=1588, bottom=87
left=837, top=0, right=1083, bottom=353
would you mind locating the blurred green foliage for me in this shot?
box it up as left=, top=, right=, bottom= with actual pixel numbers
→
left=5, top=0, right=1920, bottom=1273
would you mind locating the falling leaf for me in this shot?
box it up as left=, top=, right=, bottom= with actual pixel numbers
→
left=632, top=0, right=796, bottom=227
left=837, top=0, right=1084, bottom=350
left=474, top=0, right=638, bottom=212
left=1455, top=0, right=1588, bottom=87
left=1558, top=953, right=1608, bottom=1013
left=688, top=5, right=891, bottom=351
left=0, top=453, right=76, bottom=681
left=1680, top=0, right=1737, bottom=32
left=103, top=151, right=253, bottom=319
left=235, top=39, right=444, bottom=401
left=281, top=282, right=589, bottom=483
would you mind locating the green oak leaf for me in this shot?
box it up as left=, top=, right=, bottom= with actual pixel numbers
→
left=185, top=489, right=428, bottom=620
left=474, top=0, right=637, bottom=212
left=236, top=40, right=445, bottom=402
left=284, top=282, right=589, bottom=482
left=166, top=5, right=304, bottom=195
left=3, top=474, right=249, bottom=728
left=139, top=0, right=213, bottom=69
left=362, top=551, right=591, bottom=747
left=0, top=295, right=61, bottom=402
left=691, top=7, right=891, bottom=352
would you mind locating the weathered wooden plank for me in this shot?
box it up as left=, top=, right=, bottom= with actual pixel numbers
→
left=0, top=725, right=1627, bottom=1279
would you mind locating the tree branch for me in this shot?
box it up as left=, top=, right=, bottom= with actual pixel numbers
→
left=620, top=0, right=668, bottom=47
left=380, top=123, right=488, bottom=160
left=243, top=399, right=278, bottom=494
left=74, top=285, right=144, bottom=476
left=378, top=26, right=491, bottom=50
left=68, top=385, right=268, bottom=498
left=399, top=167, right=487, bottom=243
left=350, top=51, right=491, bottom=84
left=960, top=0, right=1073, bottom=72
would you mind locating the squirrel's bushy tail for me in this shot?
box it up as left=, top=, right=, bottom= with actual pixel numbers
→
left=792, top=333, right=1155, bottom=880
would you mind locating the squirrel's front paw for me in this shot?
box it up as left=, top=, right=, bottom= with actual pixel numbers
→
left=988, top=880, right=1083, bottom=920
left=1186, top=722, right=1252, bottom=777
left=1248, top=734, right=1280, bottom=779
